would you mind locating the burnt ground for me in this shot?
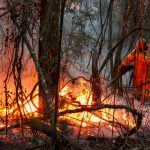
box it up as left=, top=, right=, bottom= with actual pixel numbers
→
left=86, top=131, right=150, bottom=150
left=0, top=127, right=150, bottom=150
left=0, top=136, right=150, bottom=150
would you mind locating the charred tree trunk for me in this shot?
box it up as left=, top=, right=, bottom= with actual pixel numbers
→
left=28, top=104, right=143, bottom=146
left=112, top=0, right=131, bottom=94
left=39, top=0, right=60, bottom=111
left=92, top=50, right=101, bottom=104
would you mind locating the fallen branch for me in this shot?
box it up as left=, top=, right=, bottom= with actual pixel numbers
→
left=58, top=104, right=143, bottom=137
left=23, top=104, right=142, bottom=139
left=29, top=118, right=84, bottom=150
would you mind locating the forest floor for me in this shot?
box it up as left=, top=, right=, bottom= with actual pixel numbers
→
left=0, top=98, right=150, bottom=150
left=0, top=130, right=150, bottom=150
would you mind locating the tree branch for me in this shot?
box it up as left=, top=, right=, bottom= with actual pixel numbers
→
left=5, top=0, right=54, bottom=121
left=58, top=104, right=143, bottom=137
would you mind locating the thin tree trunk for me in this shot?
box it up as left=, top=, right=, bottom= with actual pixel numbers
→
left=112, top=0, right=131, bottom=93
left=108, top=0, right=114, bottom=80
left=92, top=50, right=101, bottom=104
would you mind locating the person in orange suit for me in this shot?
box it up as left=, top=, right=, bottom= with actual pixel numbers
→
left=118, top=37, right=150, bottom=104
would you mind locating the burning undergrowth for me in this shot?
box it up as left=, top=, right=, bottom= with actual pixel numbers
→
left=58, top=78, right=144, bottom=139
left=0, top=76, right=149, bottom=149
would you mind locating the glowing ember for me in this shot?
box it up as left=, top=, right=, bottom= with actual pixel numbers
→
left=0, top=124, right=6, bottom=128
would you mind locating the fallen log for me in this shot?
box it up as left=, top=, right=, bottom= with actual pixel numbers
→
left=29, top=118, right=55, bottom=138
left=0, top=104, right=143, bottom=149
left=58, top=104, right=143, bottom=137
left=29, top=118, right=84, bottom=150
left=28, top=104, right=142, bottom=143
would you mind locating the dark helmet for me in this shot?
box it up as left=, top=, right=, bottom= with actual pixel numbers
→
left=136, top=37, right=148, bottom=52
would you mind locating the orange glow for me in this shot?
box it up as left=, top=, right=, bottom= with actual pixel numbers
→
left=59, top=79, right=136, bottom=129
left=0, top=77, right=136, bottom=133
left=123, top=113, right=136, bottom=127
left=0, top=87, right=39, bottom=119
left=59, top=80, right=108, bottom=127
left=59, top=86, right=69, bottom=96
left=0, top=124, right=6, bottom=128
left=59, top=81, right=101, bottom=127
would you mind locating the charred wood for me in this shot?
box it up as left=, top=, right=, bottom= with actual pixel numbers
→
left=29, top=118, right=84, bottom=150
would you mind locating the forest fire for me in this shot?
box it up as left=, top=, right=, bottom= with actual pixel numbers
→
left=8, top=96, right=39, bottom=117
left=0, top=0, right=150, bottom=149
left=0, top=88, right=39, bottom=120
left=58, top=79, right=136, bottom=132
left=0, top=78, right=137, bottom=138
left=59, top=84, right=100, bottom=127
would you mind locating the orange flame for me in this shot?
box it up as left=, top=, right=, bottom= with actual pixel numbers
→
left=59, top=79, right=136, bottom=129
left=123, top=113, right=136, bottom=127
left=0, top=78, right=136, bottom=132
left=0, top=87, right=39, bottom=119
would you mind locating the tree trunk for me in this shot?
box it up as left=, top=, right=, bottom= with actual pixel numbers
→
left=39, top=0, right=60, bottom=111
left=112, top=0, right=131, bottom=94
left=108, top=0, right=114, bottom=80
left=92, top=50, right=101, bottom=104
